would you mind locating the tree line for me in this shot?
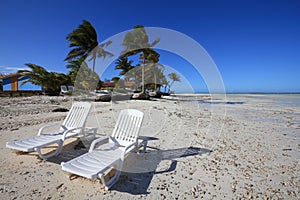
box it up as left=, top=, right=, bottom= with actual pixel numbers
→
left=18, top=20, right=180, bottom=94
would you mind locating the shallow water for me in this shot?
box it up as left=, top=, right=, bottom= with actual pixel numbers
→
left=226, top=94, right=300, bottom=108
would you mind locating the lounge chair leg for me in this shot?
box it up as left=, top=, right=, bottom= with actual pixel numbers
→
left=36, top=140, right=63, bottom=160
left=99, top=159, right=123, bottom=190
left=83, top=127, right=97, bottom=142
left=138, top=140, right=148, bottom=156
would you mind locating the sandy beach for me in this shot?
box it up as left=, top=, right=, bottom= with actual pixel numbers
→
left=0, top=94, right=299, bottom=199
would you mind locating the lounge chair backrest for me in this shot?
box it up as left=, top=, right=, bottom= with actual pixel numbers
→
left=62, top=102, right=92, bottom=131
left=61, top=85, right=68, bottom=92
left=68, top=86, right=74, bottom=91
left=111, top=109, right=144, bottom=146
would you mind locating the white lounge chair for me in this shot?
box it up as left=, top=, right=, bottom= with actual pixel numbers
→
left=6, top=102, right=96, bottom=160
left=60, top=85, right=68, bottom=95
left=61, top=109, right=145, bottom=190
left=68, top=85, right=74, bottom=92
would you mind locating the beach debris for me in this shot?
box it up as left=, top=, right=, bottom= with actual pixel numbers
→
left=191, top=185, right=198, bottom=196
left=56, top=183, right=64, bottom=190
left=52, top=108, right=69, bottom=112
left=69, top=174, right=79, bottom=180
left=232, top=181, right=237, bottom=193
left=20, top=171, right=29, bottom=175
left=189, top=168, right=196, bottom=175
left=282, top=148, right=292, bottom=151
left=46, top=171, right=54, bottom=176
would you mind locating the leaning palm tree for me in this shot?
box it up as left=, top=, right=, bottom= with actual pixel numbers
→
left=168, top=72, right=181, bottom=92
left=18, top=63, right=71, bottom=92
left=73, top=61, right=100, bottom=91
left=65, top=20, right=113, bottom=72
left=148, top=63, right=165, bottom=91
left=18, top=64, right=50, bottom=89
left=122, top=25, right=160, bottom=92
left=114, top=56, right=134, bottom=81
left=66, top=59, right=84, bottom=84
left=161, top=77, right=170, bottom=93
left=47, top=72, right=71, bottom=91
left=111, top=76, right=120, bottom=83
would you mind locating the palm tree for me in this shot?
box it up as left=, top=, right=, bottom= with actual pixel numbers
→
left=18, top=64, right=50, bottom=90
left=65, top=20, right=113, bottom=72
left=161, top=77, right=170, bottom=93
left=149, top=63, right=165, bottom=91
left=168, top=72, right=181, bottom=92
left=66, top=59, right=83, bottom=84
left=122, top=25, right=160, bottom=92
left=73, top=61, right=100, bottom=91
left=114, top=56, right=134, bottom=81
left=18, top=63, right=71, bottom=92
left=48, top=72, right=71, bottom=91
left=111, top=76, right=120, bottom=83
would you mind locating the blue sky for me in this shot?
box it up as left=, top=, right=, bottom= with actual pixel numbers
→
left=0, top=0, right=299, bottom=92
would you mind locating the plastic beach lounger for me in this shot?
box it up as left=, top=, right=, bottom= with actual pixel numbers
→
left=6, top=102, right=96, bottom=160
left=62, top=109, right=146, bottom=190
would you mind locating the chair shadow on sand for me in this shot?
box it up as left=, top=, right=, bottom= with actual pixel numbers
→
left=45, top=138, right=212, bottom=195
left=114, top=145, right=212, bottom=194
left=12, top=139, right=89, bottom=163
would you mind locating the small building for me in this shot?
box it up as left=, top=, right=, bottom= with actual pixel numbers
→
left=101, top=81, right=115, bottom=88
left=0, top=78, right=2, bottom=91
left=100, top=81, right=136, bottom=90
left=0, top=73, right=42, bottom=95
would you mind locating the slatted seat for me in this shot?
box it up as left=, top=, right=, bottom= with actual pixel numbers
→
left=61, top=109, right=145, bottom=190
left=6, top=102, right=95, bottom=160
left=61, top=143, right=123, bottom=179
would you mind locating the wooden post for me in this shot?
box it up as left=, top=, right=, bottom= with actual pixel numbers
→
left=10, top=75, right=18, bottom=91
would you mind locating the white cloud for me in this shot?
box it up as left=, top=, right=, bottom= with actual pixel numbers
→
left=0, top=65, right=29, bottom=74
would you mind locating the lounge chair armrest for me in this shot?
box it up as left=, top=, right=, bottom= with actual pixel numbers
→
left=38, top=123, right=66, bottom=136
left=89, top=135, right=110, bottom=152
left=62, top=127, right=84, bottom=138
left=124, top=142, right=136, bottom=153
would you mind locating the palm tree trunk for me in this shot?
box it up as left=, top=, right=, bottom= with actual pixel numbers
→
left=168, top=81, right=174, bottom=93
left=92, top=58, right=96, bottom=72
left=142, top=59, right=145, bottom=93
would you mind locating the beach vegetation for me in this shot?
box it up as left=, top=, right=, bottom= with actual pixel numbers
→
left=18, top=63, right=71, bottom=92
left=168, top=72, right=181, bottom=89
left=65, top=58, right=83, bottom=84
left=114, top=56, right=134, bottom=81
left=121, top=25, right=160, bottom=93
left=72, top=61, right=100, bottom=92
left=65, top=20, right=113, bottom=72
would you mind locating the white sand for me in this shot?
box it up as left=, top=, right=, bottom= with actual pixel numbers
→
left=0, top=94, right=299, bottom=199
